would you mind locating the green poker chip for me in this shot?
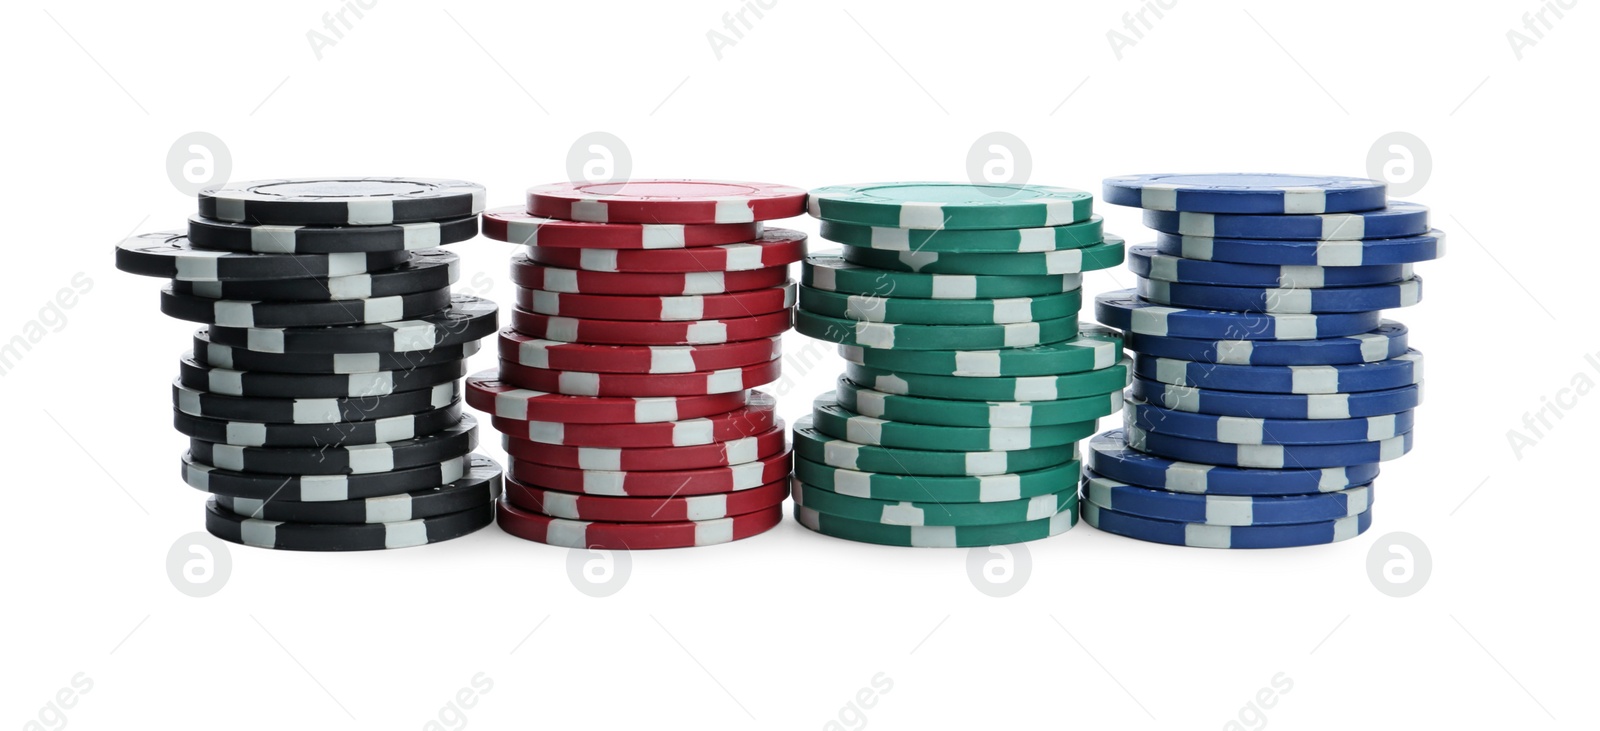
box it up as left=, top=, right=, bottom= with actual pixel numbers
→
left=803, top=254, right=1082, bottom=299
left=807, top=182, right=1094, bottom=230
left=795, top=504, right=1077, bottom=547
left=810, top=394, right=1096, bottom=451
left=842, top=235, right=1126, bottom=275
left=819, top=216, right=1104, bottom=253
left=835, top=377, right=1123, bottom=427
left=793, top=480, right=1079, bottom=527
left=798, top=285, right=1081, bottom=325
left=838, top=327, right=1124, bottom=377
left=795, top=309, right=1079, bottom=350
left=845, top=360, right=1130, bottom=402
left=793, top=456, right=1082, bottom=503
left=792, top=415, right=1078, bottom=476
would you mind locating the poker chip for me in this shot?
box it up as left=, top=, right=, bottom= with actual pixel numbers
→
left=497, top=500, right=783, bottom=549
left=1129, top=378, right=1423, bottom=419
left=1086, top=430, right=1378, bottom=496
left=1124, top=398, right=1414, bottom=445
left=491, top=392, right=776, bottom=447
left=1101, top=173, right=1387, bottom=214
left=483, top=206, right=762, bottom=248
left=797, top=285, right=1081, bottom=325
left=1122, top=322, right=1409, bottom=366
left=793, top=480, right=1078, bottom=527
left=842, top=235, right=1126, bottom=275
left=172, top=380, right=459, bottom=424
left=173, top=401, right=463, bottom=447
left=792, top=415, right=1076, bottom=476
left=498, top=358, right=781, bottom=397
left=810, top=394, right=1094, bottom=451
left=183, top=452, right=473, bottom=502
left=186, top=214, right=480, bottom=253
left=1132, top=351, right=1423, bottom=394
left=514, top=281, right=796, bottom=321
left=199, top=177, right=486, bottom=225
left=526, top=180, right=807, bottom=224
left=1141, top=201, right=1430, bottom=240
left=511, top=256, right=788, bottom=295
left=1127, top=424, right=1412, bottom=469
left=499, top=330, right=781, bottom=373
left=1081, top=502, right=1371, bottom=549
left=796, top=505, right=1077, bottom=547
left=503, top=421, right=787, bottom=471
left=178, top=354, right=466, bottom=399
left=1082, top=471, right=1372, bottom=526
left=115, top=231, right=409, bottom=282
left=170, top=250, right=460, bottom=301
left=521, top=227, right=808, bottom=272
left=796, top=310, right=1079, bottom=350
left=206, top=295, right=498, bottom=354
left=504, top=477, right=789, bottom=522
left=160, top=285, right=453, bottom=328
left=1154, top=230, right=1446, bottom=267
left=1095, top=291, right=1382, bottom=341
left=1129, top=246, right=1414, bottom=288
left=207, top=499, right=494, bottom=551
left=214, top=454, right=502, bottom=523
left=819, top=216, right=1103, bottom=253
left=194, top=328, right=480, bottom=374
left=792, top=456, right=1081, bottom=503
left=465, top=371, right=750, bottom=424
left=835, top=377, right=1122, bottom=428
left=507, top=450, right=793, bottom=497
left=808, top=182, right=1094, bottom=230
left=189, top=416, right=479, bottom=475
left=843, top=361, right=1129, bottom=402
left=1136, top=276, right=1423, bottom=314
left=512, top=308, right=791, bottom=346
left=838, top=328, right=1123, bottom=377
left=803, top=254, right=1083, bottom=299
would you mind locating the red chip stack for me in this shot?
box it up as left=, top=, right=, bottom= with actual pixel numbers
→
left=467, top=180, right=808, bottom=549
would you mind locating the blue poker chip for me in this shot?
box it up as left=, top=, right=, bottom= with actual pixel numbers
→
left=1102, top=173, right=1387, bottom=214
left=1083, top=471, right=1372, bottom=526
left=1129, top=246, right=1415, bottom=288
left=1082, top=501, right=1373, bottom=548
left=1127, top=424, right=1413, bottom=469
left=1135, top=276, right=1422, bottom=314
left=1133, top=350, right=1423, bottom=394
left=1154, top=229, right=1445, bottom=267
left=1087, top=430, right=1380, bottom=495
left=1124, top=397, right=1416, bottom=445
left=1124, top=322, right=1410, bottom=366
left=1094, top=290, right=1382, bottom=341
left=1141, top=201, right=1430, bottom=240
left=1131, top=378, right=1422, bottom=419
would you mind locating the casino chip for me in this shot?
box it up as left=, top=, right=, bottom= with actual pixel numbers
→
left=808, top=182, right=1094, bottom=230
left=526, top=180, right=807, bottom=224
left=116, top=176, right=497, bottom=549
left=483, top=206, right=762, bottom=248
left=1084, top=173, right=1441, bottom=546
left=522, top=227, right=808, bottom=272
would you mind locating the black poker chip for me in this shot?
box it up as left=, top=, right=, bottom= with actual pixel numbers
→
left=169, top=250, right=459, bottom=301
left=187, top=416, right=478, bottom=476
left=171, top=380, right=459, bottom=424
left=191, top=327, right=479, bottom=375
left=177, top=353, right=466, bottom=399
left=203, top=295, right=499, bottom=354
left=197, top=177, right=486, bottom=226
left=182, top=451, right=476, bottom=501
left=115, top=230, right=408, bottom=281
left=204, top=499, right=494, bottom=551
left=171, top=402, right=462, bottom=448
left=186, top=214, right=480, bottom=254
left=211, top=454, right=502, bottom=524
left=159, top=285, right=452, bottom=328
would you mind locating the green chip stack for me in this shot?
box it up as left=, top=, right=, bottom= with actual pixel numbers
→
left=791, top=182, right=1129, bottom=547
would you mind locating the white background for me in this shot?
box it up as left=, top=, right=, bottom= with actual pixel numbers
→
left=3, top=1, right=1594, bottom=729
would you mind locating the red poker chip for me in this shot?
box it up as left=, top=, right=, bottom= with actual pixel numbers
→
left=511, top=308, right=791, bottom=345
left=465, top=370, right=747, bottom=424
left=503, top=476, right=789, bottom=522
left=482, top=206, right=761, bottom=249
left=498, top=358, right=782, bottom=397
left=523, top=228, right=807, bottom=272
left=490, top=391, right=776, bottom=447
left=525, top=180, right=807, bottom=225
left=498, top=329, right=782, bottom=373
left=506, top=450, right=793, bottom=496
left=514, top=282, right=795, bottom=322
left=510, top=256, right=789, bottom=295
left=503, top=421, right=788, bottom=470
left=497, top=500, right=783, bottom=549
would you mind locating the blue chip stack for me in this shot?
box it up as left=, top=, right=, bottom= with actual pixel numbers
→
left=1085, top=173, right=1444, bottom=548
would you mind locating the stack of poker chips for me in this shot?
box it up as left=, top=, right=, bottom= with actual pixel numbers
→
left=1086, top=173, right=1440, bottom=549
left=791, top=182, right=1129, bottom=547
left=469, top=180, right=808, bottom=550
left=114, top=177, right=503, bottom=551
